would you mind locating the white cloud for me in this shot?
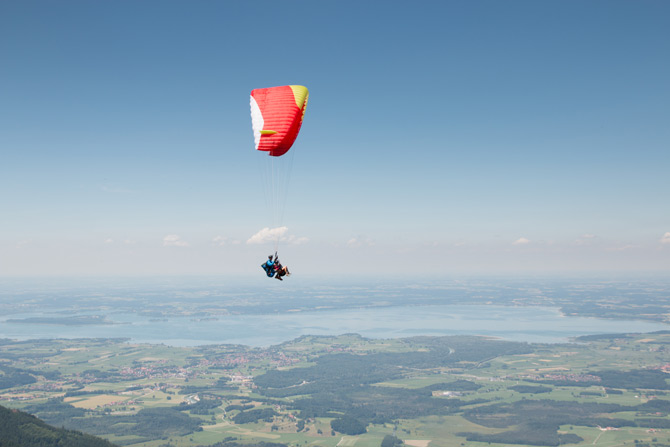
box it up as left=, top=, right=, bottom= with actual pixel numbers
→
left=246, top=227, right=308, bottom=245
left=346, top=238, right=359, bottom=247
left=513, top=237, right=530, bottom=245
left=247, top=227, right=288, bottom=244
left=163, top=234, right=190, bottom=247
left=574, top=234, right=597, bottom=246
left=212, top=236, right=227, bottom=246
left=661, top=232, right=670, bottom=244
left=104, top=238, right=114, bottom=244
left=285, top=235, right=309, bottom=245
left=346, top=237, right=374, bottom=248
left=213, top=236, right=243, bottom=246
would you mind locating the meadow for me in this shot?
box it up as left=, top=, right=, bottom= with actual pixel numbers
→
left=1, top=331, right=669, bottom=447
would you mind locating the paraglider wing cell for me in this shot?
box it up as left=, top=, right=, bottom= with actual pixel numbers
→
left=250, top=85, right=309, bottom=157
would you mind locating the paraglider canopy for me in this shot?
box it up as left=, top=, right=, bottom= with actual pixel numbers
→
left=250, top=85, right=309, bottom=157
left=250, top=85, right=308, bottom=265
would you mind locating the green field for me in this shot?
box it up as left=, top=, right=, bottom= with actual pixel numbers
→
left=1, top=332, right=670, bottom=447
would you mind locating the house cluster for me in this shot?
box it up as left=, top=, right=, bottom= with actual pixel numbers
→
left=652, top=363, right=670, bottom=373
left=519, top=373, right=601, bottom=383
left=118, top=365, right=197, bottom=380
left=97, top=398, right=140, bottom=409
left=0, top=393, right=40, bottom=402
left=229, top=373, right=254, bottom=387
left=197, top=350, right=299, bottom=369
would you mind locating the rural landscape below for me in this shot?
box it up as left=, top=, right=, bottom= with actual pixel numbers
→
left=1, top=276, right=670, bottom=447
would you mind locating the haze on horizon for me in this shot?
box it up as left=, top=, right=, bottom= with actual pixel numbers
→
left=1, top=1, right=669, bottom=277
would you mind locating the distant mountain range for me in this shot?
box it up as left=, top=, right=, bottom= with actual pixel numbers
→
left=0, top=404, right=116, bottom=447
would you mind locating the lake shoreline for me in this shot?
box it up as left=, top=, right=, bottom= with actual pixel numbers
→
left=1, top=303, right=667, bottom=348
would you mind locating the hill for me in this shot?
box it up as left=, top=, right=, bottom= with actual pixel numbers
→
left=0, top=404, right=116, bottom=447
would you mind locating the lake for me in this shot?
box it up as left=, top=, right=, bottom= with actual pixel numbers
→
left=1, top=304, right=667, bottom=347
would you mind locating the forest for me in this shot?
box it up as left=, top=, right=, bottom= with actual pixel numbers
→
left=1, top=332, right=669, bottom=447
left=0, top=404, right=116, bottom=447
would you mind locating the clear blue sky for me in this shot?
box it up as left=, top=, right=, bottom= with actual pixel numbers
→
left=1, top=0, right=669, bottom=276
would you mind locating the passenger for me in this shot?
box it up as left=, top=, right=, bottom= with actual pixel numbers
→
left=274, top=262, right=290, bottom=281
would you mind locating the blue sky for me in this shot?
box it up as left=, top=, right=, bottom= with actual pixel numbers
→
left=1, top=0, right=669, bottom=276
